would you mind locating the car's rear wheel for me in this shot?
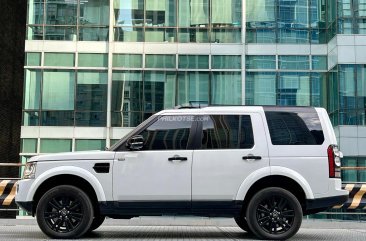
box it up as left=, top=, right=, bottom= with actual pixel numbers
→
left=36, top=185, right=94, bottom=239
left=246, top=187, right=302, bottom=240
left=234, top=216, right=251, bottom=233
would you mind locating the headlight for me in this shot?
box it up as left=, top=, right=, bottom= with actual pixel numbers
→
left=23, top=162, right=37, bottom=179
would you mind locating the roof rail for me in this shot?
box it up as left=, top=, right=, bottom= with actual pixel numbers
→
left=174, top=101, right=209, bottom=109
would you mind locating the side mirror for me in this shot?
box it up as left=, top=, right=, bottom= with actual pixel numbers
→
left=127, top=135, right=144, bottom=151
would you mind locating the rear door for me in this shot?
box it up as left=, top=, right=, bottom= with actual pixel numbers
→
left=192, top=113, right=269, bottom=206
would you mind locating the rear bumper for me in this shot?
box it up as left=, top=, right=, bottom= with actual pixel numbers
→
left=304, top=194, right=348, bottom=215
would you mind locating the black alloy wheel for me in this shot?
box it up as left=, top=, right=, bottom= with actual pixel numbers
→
left=246, top=187, right=302, bottom=240
left=36, top=185, right=94, bottom=239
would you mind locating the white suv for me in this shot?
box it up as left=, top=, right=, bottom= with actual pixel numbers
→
left=16, top=106, right=348, bottom=240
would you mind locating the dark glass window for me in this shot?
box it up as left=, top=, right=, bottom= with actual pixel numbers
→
left=201, top=115, right=254, bottom=149
left=138, top=115, right=194, bottom=150
left=265, top=108, right=325, bottom=145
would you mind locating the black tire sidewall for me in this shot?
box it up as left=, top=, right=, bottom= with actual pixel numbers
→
left=246, top=187, right=302, bottom=240
left=36, top=185, right=94, bottom=239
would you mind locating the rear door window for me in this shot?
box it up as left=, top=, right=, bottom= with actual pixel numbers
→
left=199, top=115, right=254, bottom=149
left=264, top=108, right=324, bottom=145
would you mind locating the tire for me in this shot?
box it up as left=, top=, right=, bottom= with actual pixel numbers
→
left=246, top=187, right=302, bottom=240
left=88, top=215, right=105, bottom=232
left=36, top=185, right=94, bottom=239
left=234, top=216, right=252, bottom=233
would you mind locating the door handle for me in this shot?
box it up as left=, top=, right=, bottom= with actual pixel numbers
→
left=168, top=155, right=188, bottom=161
left=242, top=155, right=262, bottom=161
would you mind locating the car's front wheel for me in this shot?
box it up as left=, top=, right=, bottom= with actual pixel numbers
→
left=246, top=187, right=302, bottom=240
left=36, top=185, right=94, bottom=239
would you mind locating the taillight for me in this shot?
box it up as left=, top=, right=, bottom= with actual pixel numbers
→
left=328, top=145, right=342, bottom=178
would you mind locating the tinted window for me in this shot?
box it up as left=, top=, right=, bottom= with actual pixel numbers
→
left=139, top=115, right=194, bottom=150
left=201, top=115, right=254, bottom=149
left=265, top=109, right=324, bottom=145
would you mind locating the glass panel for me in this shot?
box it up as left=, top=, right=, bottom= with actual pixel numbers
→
left=113, top=0, right=144, bottom=26
left=145, top=71, right=176, bottom=111
left=211, top=28, right=241, bottom=43
left=178, top=55, right=209, bottom=69
left=201, top=115, right=254, bottom=149
left=338, top=19, right=354, bottom=34
left=245, top=72, right=276, bottom=105
left=178, top=0, right=209, bottom=27
left=278, top=72, right=310, bottom=106
left=44, top=53, right=74, bottom=67
left=42, top=70, right=75, bottom=110
left=358, top=19, right=366, bottom=34
left=145, top=28, right=176, bottom=42
left=45, top=0, right=77, bottom=25
left=356, top=0, right=366, bottom=17
left=311, top=29, right=327, bottom=44
left=312, top=56, right=327, bottom=70
left=113, top=54, right=142, bottom=68
left=357, top=65, right=366, bottom=109
left=279, top=56, right=310, bottom=70
left=75, top=112, right=106, bottom=127
left=110, top=139, right=119, bottom=146
left=212, top=55, right=241, bottom=69
left=138, top=115, right=194, bottom=150
left=23, top=111, right=40, bottom=126
left=359, top=158, right=366, bottom=182
left=21, top=139, right=37, bottom=153
left=75, top=139, right=106, bottom=151
left=338, top=0, right=353, bottom=17
left=178, top=28, right=209, bottom=43
left=24, top=69, right=41, bottom=110
left=111, top=112, right=143, bottom=127
left=310, top=0, right=326, bottom=28
left=278, top=0, right=309, bottom=28
left=311, top=73, right=327, bottom=107
left=78, top=53, right=108, bottom=67
left=341, top=158, right=357, bottom=182
left=26, top=52, right=41, bottom=66
left=40, top=139, right=72, bottom=153
left=339, top=65, right=356, bottom=109
left=246, top=29, right=276, bottom=43
left=145, top=55, right=176, bottom=68
left=41, top=111, right=74, bottom=126
left=79, top=0, right=110, bottom=25
left=112, top=71, right=143, bottom=113
left=246, top=0, right=276, bottom=28
left=246, top=56, right=276, bottom=69
left=45, top=26, right=76, bottom=40
left=27, top=26, right=44, bottom=40
left=76, top=71, right=108, bottom=111
left=212, top=0, right=241, bottom=27
left=114, top=27, right=144, bottom=41
left=278, top=29, right=309, bottom=43
left=28, top=0, right=44, bottom=24
left=177, top=72, right=208, bottom=105
left=79, top=27, right=109, bottom=41
left=211, top=72, right=242, bottom=105
left=145, top=0, right=177, bottom=27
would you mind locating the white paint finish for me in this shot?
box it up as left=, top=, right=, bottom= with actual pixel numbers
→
left=110, top=128, right=134, bottom=139
left=29, top=151, right=114, bottom=162
left=113, top=150, right=192, bottom=201
left=39, top=127, right=74, bottom=138
left=328, top=36, right=337, bottom=51
left=357, top=138, right=366, bottom=156
left=73, top=127, right=107, bottom=138
left=277, top=44, right=310, bottom=55
left=356, top=126, right=366, bottom=137
left=246, top=44, right=276, bottom=55
left=338, top=126, right=358, bottom=137
left=310, top=45, right=328, bottom=55
left=355, top=35, right=366, bottom=45
left=211, top=44, right=243, bottom=54
left=21, top=126, right=40, bottom=138
left=76, top=42, right=108, bottom=53
left=144, top=43, right=177, bottom=54
left=328, top=48, right=338, bottom=70
left=192, top=113, right=269, bottom=200
left=339, top=137, right=359, bottom=156
left=41, top=41, right=77, bottom=52
left=112, top=42, right=144, bottom=53
left=177, top=44, right=211, bottom=54
left=337, top=46, right=356, bottom=63
left=355, top=46, right=366, bottom=62
left=25, top=40, right=45, bottom=52
left=337, top=35, right=355, bottom=46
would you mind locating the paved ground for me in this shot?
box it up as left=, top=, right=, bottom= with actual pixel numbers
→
left=0, top=218, right=365, bottom=240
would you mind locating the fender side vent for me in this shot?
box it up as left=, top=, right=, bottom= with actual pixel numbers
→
left=93, top=163, right=110, bottom=173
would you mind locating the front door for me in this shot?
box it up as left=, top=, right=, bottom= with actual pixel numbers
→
left=113, top=115, right=195, bottom=214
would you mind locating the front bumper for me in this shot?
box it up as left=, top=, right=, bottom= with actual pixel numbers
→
left=304, top=194, right=349, bottom=215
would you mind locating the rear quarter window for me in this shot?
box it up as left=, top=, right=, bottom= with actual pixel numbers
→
left=265, top=109, right=324, bottom=145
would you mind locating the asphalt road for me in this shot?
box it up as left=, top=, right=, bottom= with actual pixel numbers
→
left=0, top=218, right=365, bottom=240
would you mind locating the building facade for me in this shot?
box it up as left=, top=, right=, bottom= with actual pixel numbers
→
left=22, top=0, right=366, bottom=218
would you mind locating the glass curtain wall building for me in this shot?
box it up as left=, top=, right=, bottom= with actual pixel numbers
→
left=22, top=0, right=366, bottom=219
